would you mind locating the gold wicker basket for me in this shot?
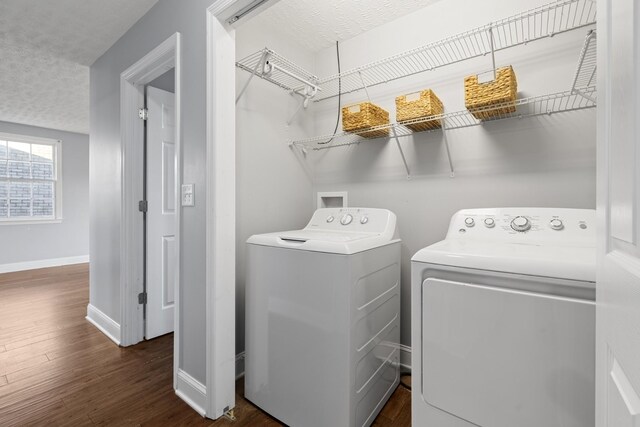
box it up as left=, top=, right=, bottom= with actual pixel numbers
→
left=342, top=102, right=390, bottom=138
left=464, top=66, right=517, bottom=120
left=396, top=90, right=444, bottom=132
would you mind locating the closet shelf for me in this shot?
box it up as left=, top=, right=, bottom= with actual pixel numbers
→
left=235, top=0, right=596, bottom=103
left=236, top=48, right=320, bottom=94
left=314, top=0, right=596, bottom=102
left=290, top=88, right=596, bottom=151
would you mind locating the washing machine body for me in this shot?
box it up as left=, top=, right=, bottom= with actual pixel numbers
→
left=245, top=208, right=401, bottom=427
left=411, top=208, right=596, bottom=427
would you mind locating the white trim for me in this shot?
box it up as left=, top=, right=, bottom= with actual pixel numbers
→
left=235, top=352, right=246, bottom=380
left=0, top=255, right=89, bottom=274
left=86, top=303, right=121, bottom=346
left=176, top=369, right=207, bottom=417
left=399, top=344, right=412, bottom=372
left=0, top=132, right=60, bottom=146
left=0, top=219, right=62, bottom=226
left=206, top=8, right=237, bottom=419
left=119, top=33, right=182, bottom=393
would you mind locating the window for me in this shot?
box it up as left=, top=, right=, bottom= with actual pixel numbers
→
left=0, top=133, right=62, bottom=222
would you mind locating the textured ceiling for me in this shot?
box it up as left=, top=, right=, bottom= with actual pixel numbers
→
left=0, top=0, right=159, bottom=134
left=251, top=0, right=445, bottom=52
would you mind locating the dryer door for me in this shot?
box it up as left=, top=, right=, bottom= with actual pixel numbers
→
left=421, top=278, right=595, bottom=427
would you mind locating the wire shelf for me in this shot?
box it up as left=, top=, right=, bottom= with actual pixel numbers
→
left=571, top=29, right=597, bottom=101
left=314, top=0, right=596, bottom=102
left=291, top=88, right=596, bottom=151
left=236, top=48, right=320, bottom=93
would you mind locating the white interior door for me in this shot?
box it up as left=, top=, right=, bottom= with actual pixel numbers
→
left=596, top=0, right=640, bottom=426
left=146, top=86, right=176, bottom=339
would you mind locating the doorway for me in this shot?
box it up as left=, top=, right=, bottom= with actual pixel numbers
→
left=144, top=70, right=177, bottom=340
left=119, top=32, right=182, bottom=392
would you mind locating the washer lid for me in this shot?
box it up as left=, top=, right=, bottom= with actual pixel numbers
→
left=412, top=239, right=595, bottom=282
left=247, top=229, right=398, bottom=255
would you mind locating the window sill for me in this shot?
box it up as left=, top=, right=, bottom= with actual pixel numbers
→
left=0, top=218, right=63, bottom=226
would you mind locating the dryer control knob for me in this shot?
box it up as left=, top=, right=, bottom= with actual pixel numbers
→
left=360, top=216, right=369, bottom=224
left=484, top=217, right=495, bottom=228
left=340, top=214, right=353, bottom=225
left=464, top=217, right=475, bottom=227
left=549, top=219, right=564, bottom=230
left=326, top=215, right=335, bottom=223
left=511, top=216, right=531, bottom=232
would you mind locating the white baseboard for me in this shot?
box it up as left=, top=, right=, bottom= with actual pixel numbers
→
left=236, top=351, right=245, bottom=380
left=400, top=344, right=411, bottom=373
left=176, top=369, right=207, bottom=417
left=0, top=255, right=89, bottom=274
left=86, top=304, right=121, bottom=346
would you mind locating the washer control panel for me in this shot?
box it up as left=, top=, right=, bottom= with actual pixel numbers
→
left=307, top=208, right=396, bottom=234
left=450, top=208, right=595, bottom=245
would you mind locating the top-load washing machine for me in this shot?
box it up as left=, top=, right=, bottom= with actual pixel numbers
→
left=412, top=208, right=596, bottom=427
left=245, top=208, right=402, bottom=427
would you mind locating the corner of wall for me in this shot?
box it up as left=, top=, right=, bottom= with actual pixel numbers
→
left=86, top=303, right=121, bottom=346
left=175, top=369, right=207, bottom=417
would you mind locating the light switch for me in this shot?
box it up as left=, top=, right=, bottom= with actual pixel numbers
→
left=181, top=184, right=195, bottom=207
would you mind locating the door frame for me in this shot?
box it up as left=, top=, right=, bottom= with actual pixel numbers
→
left=119, top=33, right=181, bottom=388
left=205, top=0, right=280, bottom=418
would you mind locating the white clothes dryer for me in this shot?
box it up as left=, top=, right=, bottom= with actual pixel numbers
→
left=411, top=208, right=595, bottom=427
left=245, top=208, right=402, bottom=427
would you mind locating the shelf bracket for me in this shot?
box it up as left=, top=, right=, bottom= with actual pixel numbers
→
left=358, top=71, right=372, bottom=103
left=442, top=125, right=455, bottom=178
left=488, top=26, right=497, bottom=79
left=236, top=50, right=269, bottom=104
left=391, top=127, right=411, bottom=179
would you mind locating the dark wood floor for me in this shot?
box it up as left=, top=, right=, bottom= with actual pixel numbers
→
left=0, top=264, right=411, bottom=426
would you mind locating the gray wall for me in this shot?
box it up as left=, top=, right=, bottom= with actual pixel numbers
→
left=90, top=0, right=215, bottom=383
left=235, top=20, right=316, bottom=355
left=0, top=120, right=89, bottom=266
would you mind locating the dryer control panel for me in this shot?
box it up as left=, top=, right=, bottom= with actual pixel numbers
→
left=305, top=208, right=398, bottom=237
left=448, top=207, right=595, bottom=246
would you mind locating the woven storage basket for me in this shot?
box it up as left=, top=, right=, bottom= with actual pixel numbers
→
left=396, top=89, right=444, bottom=132
left=464, top=66, right=517, bottom=120
left=342, top=102, right=390, bottom=138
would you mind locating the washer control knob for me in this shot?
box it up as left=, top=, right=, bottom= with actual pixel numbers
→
left=360, top=216, right=369, bottom=224
left=549, top=219, right=564, bottom=230
left=484, top=217, right=495, bottom=228
left=464, top=217, right=475, bottom=227
left=511, top=216, right=531, bottom=232
left=326, top=215, right=335, bottom=223
left=340, top=214, right=353, bottom=225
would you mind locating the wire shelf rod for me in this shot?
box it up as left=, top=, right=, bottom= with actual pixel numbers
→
left=315, top=0, right=596, bottom=101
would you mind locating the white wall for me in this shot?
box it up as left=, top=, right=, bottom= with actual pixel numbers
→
left=308, top=0, right=597, bottom=347
left=235, top=20, right=315, bottom=354
left=0, top=121, right=89, bottom=271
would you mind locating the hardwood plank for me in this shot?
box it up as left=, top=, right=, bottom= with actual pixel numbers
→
left=0, top=264, right=412, bottom=426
